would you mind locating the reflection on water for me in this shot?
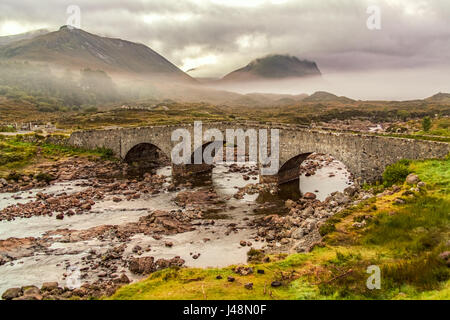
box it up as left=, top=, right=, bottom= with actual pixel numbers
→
left=300, top=160, right=352, bottom=201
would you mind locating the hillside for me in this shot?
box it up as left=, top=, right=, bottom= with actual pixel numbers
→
left=222, top=54, right=321, bottom=82
left=0, top=29, right=49, bottom=46
left=303, top=91, right=355, bottom=104
left=0, top=26, right=193, bottom=81
left=426, top=93, right=450, bottom=103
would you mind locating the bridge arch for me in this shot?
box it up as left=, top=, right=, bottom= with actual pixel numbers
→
left=123, top=142, right=170, bottom=174
left=277, top=151, right=354, bottom=186
left=277, top=152, right=313, bottom=185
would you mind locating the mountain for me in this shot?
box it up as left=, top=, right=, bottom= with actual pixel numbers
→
left=222, top=54, right=321, bottom=82
left=303, top=91, right=354, bottom=103
left=426, top=92, right=450, bottom=103
left=0, top=26, right=194, bottom=81
left=0, top=29, right=49, bottom=46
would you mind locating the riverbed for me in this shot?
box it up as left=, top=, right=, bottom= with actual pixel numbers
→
left=0, top=157, right=351, bottom=294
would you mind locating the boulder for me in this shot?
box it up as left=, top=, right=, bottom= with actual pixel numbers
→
left=41, top=282, right=59, bottom=291
left=344, top=186, right=358, bottom=197
left=303, top=192, right=316, bottom=200
left=406, top=174, right=420, bottom=185
left=291, top=228, right=305, bottom=239
left=417, top=181, right=426, bottom=188
left=22, top=286, right=40, bottom=296
left=128, top=257, right=156, bottom=275
left=302, top=207, right=314, bottom=217
left=285, top=199, right=296, bottom=209
left=2, top=287, right=22, bottom=300
left=0, top=178, right=7, bottom=187
left=333, top=192, right=350, bottom=205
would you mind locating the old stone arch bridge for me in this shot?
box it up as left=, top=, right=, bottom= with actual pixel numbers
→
left=68, top=122, right=450, bottom=184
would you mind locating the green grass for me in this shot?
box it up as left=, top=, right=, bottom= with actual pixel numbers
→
left=364, top=196, right=449, bottom=253
left=0, top=135, right=115, bottom=177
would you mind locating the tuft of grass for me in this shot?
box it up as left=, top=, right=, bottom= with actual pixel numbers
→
left=382, top=160, right=411, bottom=187
left=382, top=251, right=449, bottom=291
left=363, top=196, right=450, bottom=253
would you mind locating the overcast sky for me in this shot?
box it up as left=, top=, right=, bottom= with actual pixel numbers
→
left=1, top=0, right=449, bottom=89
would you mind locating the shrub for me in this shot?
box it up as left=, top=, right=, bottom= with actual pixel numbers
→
left=247, top=248, right=265, bottom=263
left=422, top=116, right=432, bottom=132
left=35, top=172, right=55, bottom=184
left=319, top=222, right=337, bottom=236
left=7, top=171, right=22, bottom=181
left=0, top=126, right=16, bottom=133
left=84, top=106, right=98, bottom=113
left=382, top=160, right=411, bottom=187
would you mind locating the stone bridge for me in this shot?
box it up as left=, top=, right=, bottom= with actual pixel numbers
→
left=68, top=122, right=450, bottom=184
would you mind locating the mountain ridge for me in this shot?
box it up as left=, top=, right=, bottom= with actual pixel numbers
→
left=0, top=26, right=194, bottom=82
left=0, top=29, right=50, bottom=46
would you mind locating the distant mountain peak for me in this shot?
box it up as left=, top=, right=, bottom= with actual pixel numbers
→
left=222, top=54, right=321, bottom=81
left=0, top=26, right=194, bottom=82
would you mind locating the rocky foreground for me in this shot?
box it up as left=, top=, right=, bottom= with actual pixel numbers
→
left=0, top=153, right=370, bottom=300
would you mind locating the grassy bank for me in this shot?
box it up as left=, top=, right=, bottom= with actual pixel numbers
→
left=0, top=134, right=114, bottom=178
left=110, top=156, right=450, bottom=300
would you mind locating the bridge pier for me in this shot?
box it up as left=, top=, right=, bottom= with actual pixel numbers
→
left=259, top=173, right=278, bottom=184
left=172, top=163, right=214, bottom=179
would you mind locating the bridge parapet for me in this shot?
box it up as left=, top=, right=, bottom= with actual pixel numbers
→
left=68, top=122, right=450, bottom=183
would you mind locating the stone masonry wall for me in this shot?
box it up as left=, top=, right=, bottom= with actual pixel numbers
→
left=68, top=122, right=450, bottom=183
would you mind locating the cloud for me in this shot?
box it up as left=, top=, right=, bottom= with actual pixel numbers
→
left=0, top=0, right=449, bottom=77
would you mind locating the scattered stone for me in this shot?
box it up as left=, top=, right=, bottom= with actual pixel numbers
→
left=233, top=266, right=253, bottom=276
left=244, top=282, right=253, bottom=290
left=271, top=281, right=282, bottom=287
left=352, top=221, right=366, bottom=228
left=132, top=245, right=142, bottom=253
left=227, top=276, right=235, bottom=282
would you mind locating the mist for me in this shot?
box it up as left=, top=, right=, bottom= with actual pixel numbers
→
left=204, top=66, right=450, bottom=101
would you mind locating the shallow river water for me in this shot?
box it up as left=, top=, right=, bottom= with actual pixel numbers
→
left=0, top=159, right=351, bottom=294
